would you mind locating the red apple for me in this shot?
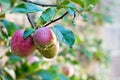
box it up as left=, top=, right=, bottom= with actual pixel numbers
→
left=10, top=30, right=35, bottom=57
left=33, top=27, right=59, bottom=58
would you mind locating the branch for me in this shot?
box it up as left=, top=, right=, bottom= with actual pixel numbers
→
left=43, top=12, right=68, bottom=27
left=26, top=14, right=35, bottom=28
left=27, top=1, right=58, bottom=7
left=25, top=0, right=35, bottom=28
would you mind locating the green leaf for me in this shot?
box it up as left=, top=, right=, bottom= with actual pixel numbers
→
left=58, top=1, right=77, bottom=15
left=11, top=3, right=43, bottom=13
left=4, top=67, right=16, bottom=80
left=58, top=73, right=70, bottom=80
left=23, top=28, right=35, bottom=39
left=49, top=65, right=58, bottom=72
left=81, top=14, right=88, bottom=21
left=52, top=25, right=75, bottom=47
left=0, top=75, right=11, bottom=80
left=0, top=0, right=10, bottom=9
left=57, top=1, right=69, bottom=9
left=80, top=46, right=92, bottom=59
left=10, top=0, right=17, bottom=7
left=37, top=70, right=57, bottom=80
left=86, top=4, right=95, bottom=11
left=84, top=0, right=97, bottom=7
left=70, top=0, right=85, bottom=8
left=0, top=30, right=8, bottom=40
left=66, top=3, right=76, bottom=15
left=37, top=8, right=56, bottom=26
left=1, top=19, right=19, bottom=36
left=8, top=55, right=22, bottom=64
left=21, top=62, right=30, bottom=72
left=29, top=62, right=41, bottom=73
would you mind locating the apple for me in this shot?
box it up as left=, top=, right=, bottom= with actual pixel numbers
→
left=10, top=30, right=35, bottom=57
left=33, top=27, right=59, bottom=58
left=62, top=65, right=74, bottom=77
left=27, top=55, right=39, bottom=64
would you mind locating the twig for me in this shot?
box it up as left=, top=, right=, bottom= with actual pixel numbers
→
left=43, top=12, right=68, bottom=27
left=25, top=0, right=35, bottom=28
left=26, top=1, right=58, bottom=7
left=26, top=14, right=35, bottom=28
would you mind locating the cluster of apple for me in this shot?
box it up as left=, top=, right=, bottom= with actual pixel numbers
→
left=10, top=27, right=59, bottom=59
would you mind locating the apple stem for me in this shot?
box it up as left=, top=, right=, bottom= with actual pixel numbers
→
left=43, top=12, right=68, bottom=27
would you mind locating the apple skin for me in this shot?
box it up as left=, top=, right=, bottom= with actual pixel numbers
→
left=10, top=30, right=35, bottom=57
left=62, top=65, right=74, bottom=77
left=33, top=27, right=59, bottom=58
left=37, top=41, right=59, bottom=58
left=33, top=27, right=55, bottom=46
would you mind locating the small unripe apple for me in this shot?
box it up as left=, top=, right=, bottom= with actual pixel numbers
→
left=62, top=65, right=74, bottom=77
left=10, top=30, right=35, bottom=57
left=27, top=55, right=39, bottom=64
left=33, top=27, right=59, bottom=58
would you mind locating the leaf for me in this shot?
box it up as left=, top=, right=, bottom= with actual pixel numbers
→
left=66, top=3, right=76, bottom=15
left=95, top=51, right=102, bottom=59
left=57, top=1, right=77, bottom=15
left=21, top=62, right=30, bottom=72
left=0, top=30, right=8, bottom=40
left=84, top=0, right=97, bottom=7
left=86, top=4, right=95, bottom=11
left=57, top=1, right=69, bottom=9
left=0, top=0, right=11, bottom=9
left=81, top=14, right=88, bottom=21
left=58, top=73, right=70, bottom=80
left=1, top=19, right=19, bottom=36
left=24, top=28, right=35, bottom=39
left=11, top=3, right=43, bottom=13
left=29, top=62, right=41, bottom=73
left=37, top=8, right=56, bottom=26
left=10, top=0, right=17, bottom=7
left=37, top=70, right=57, bottom=80
left=8, top=55, right=22, bottom=64
left=49, top=65, right=58, bottom=72
left=4, top=67, right=16, bottom=80
left=52, top=25, right=75, bottom=47
left=80, top=46, right=92, bottom=59
left=70, top=0, right=85, bottom=8
left=0, top=75, right=11, bottom=80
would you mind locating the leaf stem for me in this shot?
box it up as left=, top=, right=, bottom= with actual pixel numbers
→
left=43, top=12, right=68, bottom=27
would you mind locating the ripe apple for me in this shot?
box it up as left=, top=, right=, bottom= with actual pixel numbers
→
left=33, top=27, right=59, bottom=58
left=10, top=30, right=35, bottom=57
